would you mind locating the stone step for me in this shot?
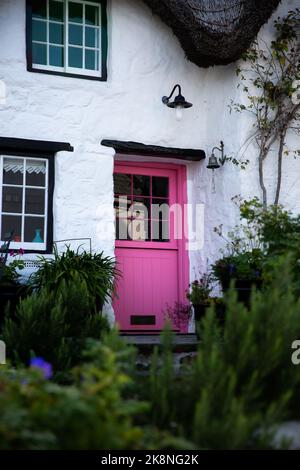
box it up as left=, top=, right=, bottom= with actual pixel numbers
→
left=120, top=333, right=198, bottom=352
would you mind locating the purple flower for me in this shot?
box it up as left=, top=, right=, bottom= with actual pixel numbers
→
left=9, top=250, right=15, bottom=257
left=30, top=357, right=53, bottom=379
left=18, top=248, right=25, bottom=256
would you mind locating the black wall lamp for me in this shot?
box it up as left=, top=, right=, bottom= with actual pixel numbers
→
left=207, top=141, right=227, bottom=169
left=162, top=84, right=193, bottom=121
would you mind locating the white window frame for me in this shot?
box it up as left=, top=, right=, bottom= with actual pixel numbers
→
left=31, top=0, right=102, bottom=78
left=0, top=155, right=49, bottom=251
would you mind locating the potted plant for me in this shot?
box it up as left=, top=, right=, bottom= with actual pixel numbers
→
left=211, top=197, right=267, bottom=304
left=164, top=302, right=192, bottom=333
left=211, top=249, right=264, bottom=304
left=186, top=274, right=213, bottom=321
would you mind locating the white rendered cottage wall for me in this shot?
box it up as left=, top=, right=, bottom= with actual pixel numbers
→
left=0, top=0, right=298, bottom=322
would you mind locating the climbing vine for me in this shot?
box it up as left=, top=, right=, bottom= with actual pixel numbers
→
left=231, top=8, right=300, bottom=206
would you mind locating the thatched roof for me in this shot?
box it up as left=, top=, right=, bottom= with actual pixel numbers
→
left=141, top=0, right=281, bottom=67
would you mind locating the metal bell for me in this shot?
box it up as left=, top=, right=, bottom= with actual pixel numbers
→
left=206, top=153, right=220, bottom=169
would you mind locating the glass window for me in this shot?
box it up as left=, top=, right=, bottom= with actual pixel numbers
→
left=152, top=177, right=169, bottom=198
left=29, top=0, right=105, bottom=79
left=1, top=156, right=48, bottom=248
left=114, top=172, right=170, bottom=242
left=32, top=43, right=47, bottom=65
left=50, top=45, right=64, bottom=67
left=49, top=23, right=64, bottom=45
left=133, top=175, right=150, bottom=196
left=69, top=24, right=83, bottom=46
left=32, top=20, right=47, bottom=42
left=69, top=2, right=83, bottom=23
left=69, top=47, right=83, bottom=68
left=32, top=0, right=47, bottom=19
left=49, top=0, right=64, bottom=22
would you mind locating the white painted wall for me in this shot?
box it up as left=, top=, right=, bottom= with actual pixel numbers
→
left=0, top=0, right=298, bottom=321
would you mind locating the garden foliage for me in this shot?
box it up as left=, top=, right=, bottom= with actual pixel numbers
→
left=0, top=340, right=146, bottom=450
left=1, top=275, right=108, bottom=373
left=146, top=258, right=300, bottom=449
left=30, top=246, right=118, bottom=311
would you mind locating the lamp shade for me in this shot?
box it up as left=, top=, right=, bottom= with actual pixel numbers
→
left=166, top=93, right=193, bottom=109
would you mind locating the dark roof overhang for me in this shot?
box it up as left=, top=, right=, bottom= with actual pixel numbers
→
left=101, top=139, right=205, bottom=162
left=0, top=137, right=74, bottom=155
left=141, top=0, right=281, bottom=67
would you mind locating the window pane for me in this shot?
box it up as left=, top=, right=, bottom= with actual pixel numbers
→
left=25, top=189, right=45, bottom=215
left=152, top=219, right=169, bottom=242
left=49, top=0, right=64, bottom=22
left=85, top=27, right=98, bottom=48
left=32, top=19, right=47, bottom=42
left=32, top=43, right=47, bottom=65
left=116, top=218, right=130, bottom=241
left=131, top=197, right=150, bottom=220
left=152, top=177, right=169, bottom=197
left=3, top=158, right=23, bottom=185
left=26, top=160, right=46, bottom=187
left=114, top=196, right=130, bottom=219
left=85, top=49, right=98, bottom=70
left=133, top=175, right=150, bottom=196
left=69, top=24, right=83, bottom=46
left=68, top=47, right=82, bottom=68
left=130, top=219, right=150, bottom=241
left=114, top=174, right=131, bottom=195
left=1, top=215, right=22, bottom=242
left=69, top=2, right=83, bottom=23
left=49, top=22, right=64, bottom=44
left=32, top=0, right=47, bottom=19
left=86, top=5, right=99, bottom=25
left=2, top=187, right=23, bottom=214
left=152, top=199, right=170, bottom=220
left=50, top=45, right=64, bottom=66
left=24, top=217, right=45, bottom=243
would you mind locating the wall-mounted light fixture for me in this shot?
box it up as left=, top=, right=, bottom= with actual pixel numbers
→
left=206, top=141, right=227, bottom=194
left=206, top=141, right=226, bottom=169
left=162, top=84, right=193, bottom=121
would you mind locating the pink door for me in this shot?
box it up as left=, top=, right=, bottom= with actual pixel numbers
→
left=113, top=162, right=189, bottom=333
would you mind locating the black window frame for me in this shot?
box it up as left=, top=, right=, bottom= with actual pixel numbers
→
left=26, top=0, right=108, bottom=82
left=0, top=137, right=73, bottom=254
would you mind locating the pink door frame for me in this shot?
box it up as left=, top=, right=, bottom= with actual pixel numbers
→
left=113, top=160, right=190, bottom=331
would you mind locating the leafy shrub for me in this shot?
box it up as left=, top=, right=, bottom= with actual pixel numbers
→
left=0, top=341, right=146, bottom=450
left=0, top=249, right=25, bottom=285
left=1, top=275, right=109, bottom=373
left=212, top=250, right=264, bottom=288
left=30, top=246, right=118, bottom=311
left=144, top=258, right=300, bottom=449
left=212, top=198, right=300, bottom=290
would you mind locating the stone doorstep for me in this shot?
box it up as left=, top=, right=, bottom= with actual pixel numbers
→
left=120, top=333, right=199, bottom=353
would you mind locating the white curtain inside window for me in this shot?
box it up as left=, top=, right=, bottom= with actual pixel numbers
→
left=3, top=159, right=46, bottom=174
